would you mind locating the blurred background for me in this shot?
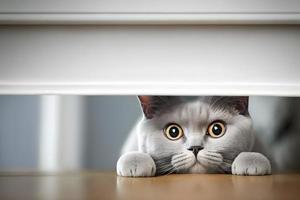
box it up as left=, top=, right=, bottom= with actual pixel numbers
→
left=0, top=96, right=299, bottom=172
left=0, top=96, right=140, bottom=171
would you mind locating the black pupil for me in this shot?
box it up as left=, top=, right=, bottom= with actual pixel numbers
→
left=169, top=126, right=180, bottom=138
left=212, top=124, right=223, bottom=135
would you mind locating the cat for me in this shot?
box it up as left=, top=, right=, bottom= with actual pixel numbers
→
left=116, top=96, right=271, bottom=177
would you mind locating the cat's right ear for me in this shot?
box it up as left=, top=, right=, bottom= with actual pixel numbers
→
left=137, top=96, right=181, bottom=119
left=138, top=96, right=154, bottom=119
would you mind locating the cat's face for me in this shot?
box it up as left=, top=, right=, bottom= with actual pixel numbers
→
left=137, top=96, right=254, bottom=175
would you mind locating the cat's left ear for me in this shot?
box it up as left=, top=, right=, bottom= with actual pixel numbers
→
left=209, top=96, right=249, bottom=115
left=137, top=96, right=182, bottom=119
left=232, top=96, right=249, bottom=115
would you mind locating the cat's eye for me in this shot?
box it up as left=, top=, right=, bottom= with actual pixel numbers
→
left=207, top=121, right=226, bottom=138
left=164, top=123, right=184, bottom=140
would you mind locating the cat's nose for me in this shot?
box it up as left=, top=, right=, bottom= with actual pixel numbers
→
left=187, top=146, right=203, bottom=156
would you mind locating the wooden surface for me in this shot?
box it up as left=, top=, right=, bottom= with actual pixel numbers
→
left=0, top=172, right=300, bottom=200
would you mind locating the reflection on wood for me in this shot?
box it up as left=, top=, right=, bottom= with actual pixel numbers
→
left=0, top=172, right=299, bottom=200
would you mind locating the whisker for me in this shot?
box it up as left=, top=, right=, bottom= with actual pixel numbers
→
left=171, top=156, right=189, bottom=164
left=173, top=162, right=188, bottom=171
left=155, top=158, right=169, bottom=163
left=153, top=152, right=192, bottom=176
left=156, top=164, right=173, bottom=171
left=222, top=161, right=232, bottom=167
left=223, top=158, right=233, bottom=163
left=155, top=160, right=170, bottom=165
left=164, top=168, right=177, bottom=175
left=156, top=165, right=175, bottom=176
left=172, top=153, right=187, bottom=160
left=199, top=155, right=222, bottom=161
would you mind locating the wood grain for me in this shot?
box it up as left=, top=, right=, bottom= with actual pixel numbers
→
left=0, top=172, right=299, bottom=200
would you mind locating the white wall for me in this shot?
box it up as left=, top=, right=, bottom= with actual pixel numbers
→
left=1, top=25, right=300, bottom=96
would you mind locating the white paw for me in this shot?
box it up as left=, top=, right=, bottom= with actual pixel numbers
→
left=116, top=152, right=156, bottom=177
left=232, top=152, right=271, bottom=176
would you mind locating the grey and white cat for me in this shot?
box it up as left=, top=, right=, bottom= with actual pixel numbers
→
left=117, top=96, right=271, bottom=177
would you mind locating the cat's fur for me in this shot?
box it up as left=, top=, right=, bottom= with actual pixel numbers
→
left=117, top=96, right=271, bottom=177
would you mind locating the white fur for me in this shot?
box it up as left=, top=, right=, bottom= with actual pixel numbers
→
left=116, top=151, right=156, bottom=177
left=232, top=152, right=271, bottom=175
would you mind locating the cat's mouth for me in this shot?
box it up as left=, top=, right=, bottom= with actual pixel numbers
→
left=188, top=162, right=208, bottom=173
left=154, top=153, right=200, bottom=175
left=153, top=150, right=233, bottom=175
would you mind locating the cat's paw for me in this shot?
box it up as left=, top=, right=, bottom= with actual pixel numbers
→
left=232, top=152, right=271, bottom=176
left=116, top=152, right=156, bottom=177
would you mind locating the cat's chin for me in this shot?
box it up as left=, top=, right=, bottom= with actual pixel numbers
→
left=187, top=163, right=207, bottom=174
